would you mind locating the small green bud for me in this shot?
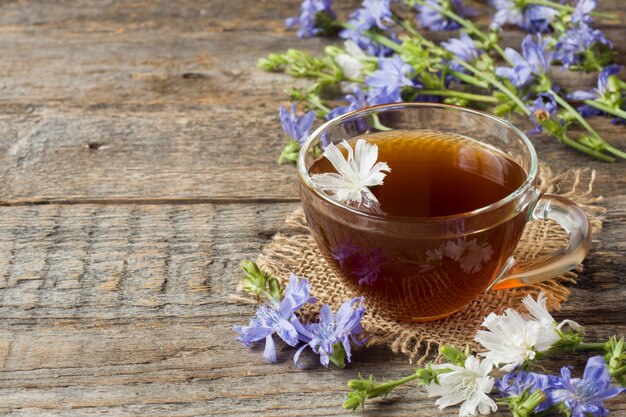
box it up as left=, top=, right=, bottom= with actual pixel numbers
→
left=440, top=345, right=467, bottom=366
left=415, top=366, right=437, bottom=384
left=268, top=278, right=282, bottom=300
left=278, top=140, right=301, bottom=165
left=348, top=377, right=372, bottom=391
left=608, top=74, right=621, bottom=93
left=241, top=260, right=268, bottom=297
left=324, top=45, right=342, bottom=58
left=257, top=53, right=287, bottom=71
left=444, top=97, right=469, bottom=107
left=343, top=392, right=365, bottom=410
left=329, top=341, right=347, bottom=368
left=494, top=103, right=515, bottom=116
left=578, top=134, right=607, bottom=152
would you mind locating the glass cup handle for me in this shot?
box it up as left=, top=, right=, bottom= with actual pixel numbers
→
left=490, top=193, right=592, bottom=290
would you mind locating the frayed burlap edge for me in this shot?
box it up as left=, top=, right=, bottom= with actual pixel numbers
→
left=249, top=165, right=605, bottom=364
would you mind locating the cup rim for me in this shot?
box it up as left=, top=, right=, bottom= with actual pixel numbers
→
left=297, top=102, right=538, bottom=223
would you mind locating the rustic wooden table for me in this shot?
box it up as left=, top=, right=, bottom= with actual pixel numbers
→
left=0, top=1, right=624, bottom=416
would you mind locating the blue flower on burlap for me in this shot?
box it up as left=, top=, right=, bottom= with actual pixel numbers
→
left=292, top=297, right=367, bottom=367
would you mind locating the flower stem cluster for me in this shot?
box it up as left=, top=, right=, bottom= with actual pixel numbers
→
left=236, top=261, right=366, bottom=368
left=262, top=0, right=626, bottom=163
left=341, top=292, right=625, bottom=416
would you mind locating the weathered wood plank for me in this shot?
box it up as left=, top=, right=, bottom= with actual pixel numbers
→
left=0, top=1, right=623, bottom=203
left=0, top=107, right=623, bottom=203
left=0, top=108, right=304, bottom=202
left=0, top=197, right=621, bottom=416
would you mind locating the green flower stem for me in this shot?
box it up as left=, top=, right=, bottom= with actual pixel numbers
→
left=584, top=100, right=626, bottom=121
left=526, top=0, right=617, bottom=19
left=394, top=15, right=419, bottom=36
left=457, top=60, right=530, bottom=115
left=549, top=88, right=626, bottom=160
left=334, top=21, right=402, bottom=53
left=417, top=89, right=499, bottom=103
left=449, top=71, right=489, bottom=89
left=307, top=97, right=331, bottom=113
left=606, top=145, right=626, bottom=159
left=611, top=364, right=626, bottom=377
left=575, top=342, right=608, bottom=351
left=411, top=0, right=514, bottom=66
left=343, top=373, right=419, bottom=410
left=367, top=373, right=420, bottom=395
left=561, top=133, right=615, bottom=162
left=549, top=88, right=601, bottom=138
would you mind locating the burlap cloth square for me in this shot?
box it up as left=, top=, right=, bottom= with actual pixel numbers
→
left=247, top=165, right=604, bottom=364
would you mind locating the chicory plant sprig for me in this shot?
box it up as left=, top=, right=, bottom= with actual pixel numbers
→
left=342, top=292, right=626, bottom=416
left=261, top=0, right=626, bottom=163
left=236, top=260, right=367, bottom=368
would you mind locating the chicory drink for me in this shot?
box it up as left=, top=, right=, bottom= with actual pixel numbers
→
left=304, top=130, right=529, bottom=321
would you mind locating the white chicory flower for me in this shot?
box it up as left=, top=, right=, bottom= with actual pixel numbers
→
left=475, top=292, right=581, bottom=371
left=310, top=139, right=390, bottom=208
left=335, top=40, right=366, bottom=80
left=428, top=355, right=497, bottom=417
left=474, top=308, right=542, bottom=372
left=522, top=291, right=581, bottom=351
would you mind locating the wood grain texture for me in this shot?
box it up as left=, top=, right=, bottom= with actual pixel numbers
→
left=0, top=0, right=623, bottom=416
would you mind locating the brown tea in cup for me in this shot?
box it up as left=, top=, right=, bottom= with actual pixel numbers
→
left=299, top=104, right=591, bottom=323
left=304, top=130, right=528, bottom=321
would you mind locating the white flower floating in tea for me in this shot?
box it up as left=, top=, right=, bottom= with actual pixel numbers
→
left=311, top=139, right=390, bottom=208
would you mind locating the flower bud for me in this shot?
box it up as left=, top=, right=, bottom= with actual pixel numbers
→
left=348, top=378, right=371, bottom=391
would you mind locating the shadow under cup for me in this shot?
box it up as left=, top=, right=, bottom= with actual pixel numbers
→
left=298, top=104, right=541, bottom=322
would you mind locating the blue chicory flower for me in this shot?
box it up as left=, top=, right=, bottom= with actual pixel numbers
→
left=367, top=86, right=403, bottom=105
left=365, top=55, right=414, bottom=103
left=416, top=0, right=476, bottom=31
left=339, top=0, right=399, bottom=56
left=326, top=88, right=369, bottom=120
left=496, top=371, right=557, bottom=412
left=234, top=274, right=316, bottom=363
left=285, top=0, right=336, bottom=38
left=572, top=0, right=595, bottom=24
left=568, top=65, right=624, bottom=121
left=524, top=4, right=559, bottom=33
left=279, top=103, right=317, bottom=146
left=495, top=35, right=551, bottom=87
left=293, top=297, right=367, bottom=367
left=441, top=32, right=481, bottom=72
left=554, top=23, right=611, bottom=68
left=356, top=0, right=394, bottom=31
left=568, top=64, right=622, bottom=102
left=490, top=0, right=557, bottom=33
left=528, top=93, right=558, bottom=135
left=549, top=356, right=626, bottom=417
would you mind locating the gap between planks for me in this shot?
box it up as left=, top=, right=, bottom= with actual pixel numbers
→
left=0, top=197, right=301, bottom=207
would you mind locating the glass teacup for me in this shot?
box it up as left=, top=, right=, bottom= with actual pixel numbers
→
left=298, top=103, right=591, bottom=322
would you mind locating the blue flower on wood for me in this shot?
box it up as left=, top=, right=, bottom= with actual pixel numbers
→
left=549, top=356, right=625, bottom=417
left=234, top=274, right=316, bottom=363
left=495, top=35, right=550, bottom=87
